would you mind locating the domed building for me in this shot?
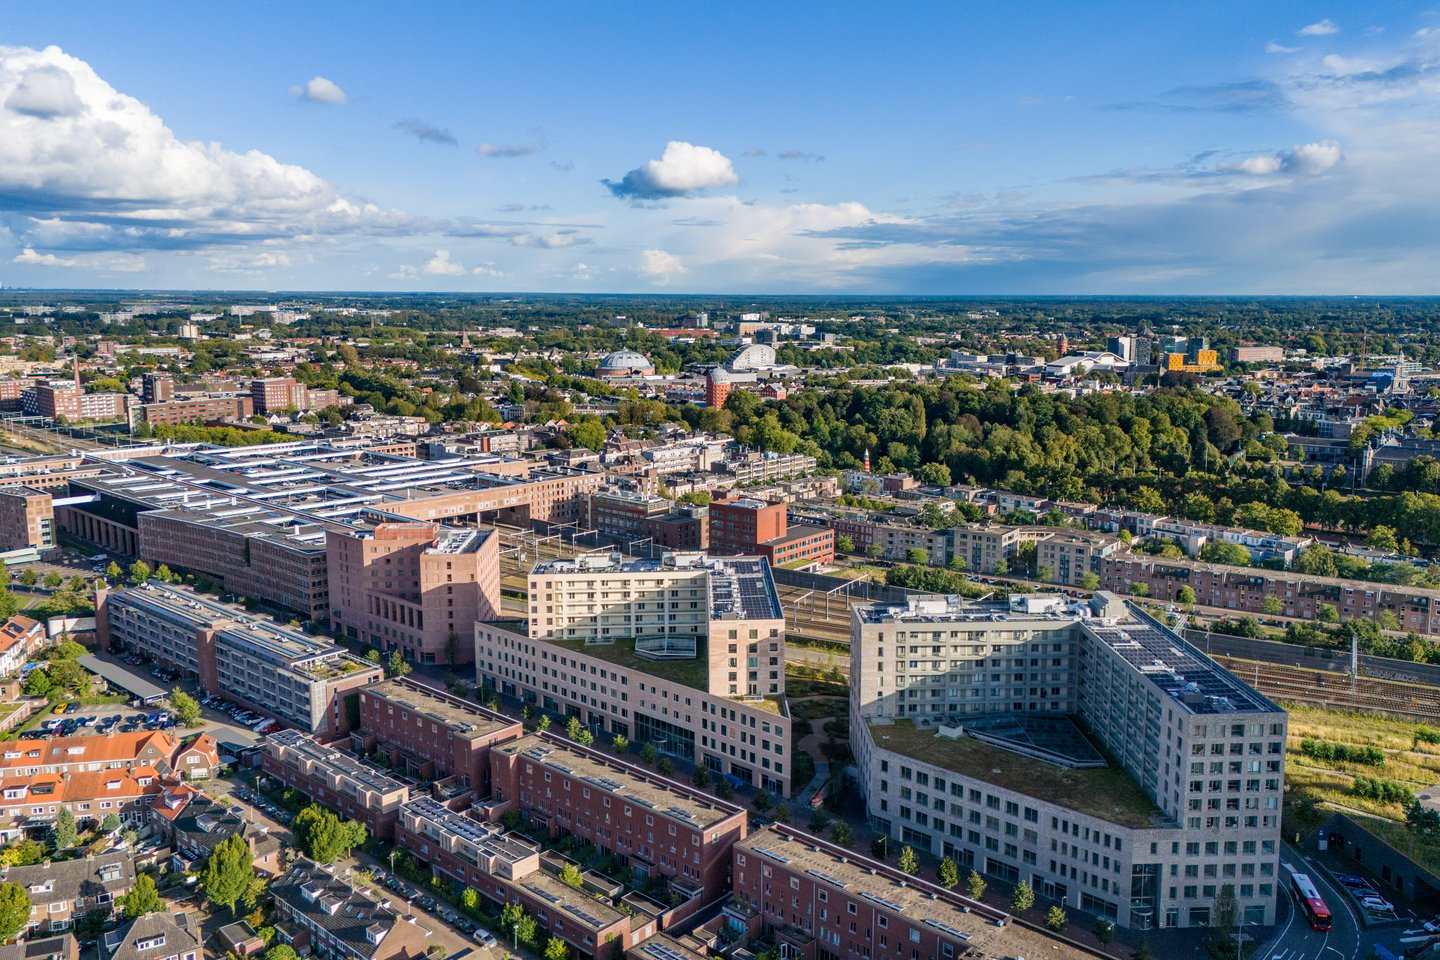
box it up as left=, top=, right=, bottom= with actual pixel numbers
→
left=596, top=350, right=655, bottom=378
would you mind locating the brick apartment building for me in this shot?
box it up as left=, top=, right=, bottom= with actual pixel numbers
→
left=1100, top=554, right=1440, bottom=634
left=396, top=798, right=657, bottom=958
left=728, top=827, right=1036, bottom=960
left=135, top=395, right=254, bottom=425
left=23, top=382, right=127, bottom=422
left=327, top=523, right=501, bottom=665
left=261, top=730, right=410, bottom=839
left=354, top=678, right=521, bottom=794
left=249, top=377, right=307, bottom=414
left=484, top=732, right=747, bottom=904
left=0, top=487, right=54, bottom=551
left=709, top=497, right=833, bottom=567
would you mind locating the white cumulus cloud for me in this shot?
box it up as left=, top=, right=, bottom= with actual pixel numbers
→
left=0, top=45, right=415, bottom=259
left=1222, top=140, right=1342, bottom=176
left=421, top=249, right=466, bottom=276
left=290, top=76, right=348, bottom=104
left=605, top=141, right=739, bottom=200
left=12, top=247, right=74, bottom=267
left=638, top=249, right=687, bottom=283
left=1299, top=19, right=1339, bottom=36
left=1264, top=41, right=1300, bottom=54
left=5, top=64, right=82, bottom=117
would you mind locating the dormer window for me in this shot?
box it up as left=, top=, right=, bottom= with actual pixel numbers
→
left=135, top=935, right=165, bottom=950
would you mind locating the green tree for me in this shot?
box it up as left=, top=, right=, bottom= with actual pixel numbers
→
left=154, top=564, right=175, bottom=583
left=1367, top=525, right=1401, bottom=553
left=906, top=548, right=929, bottom=566
left=568, top=418, right=606, bottom=453
left=0, top=883, right=31, bottom=944
left=41, top=571, right=62, bottom=590
left=1010, top=880, right=1034, bottom=913
left=52, top=806, right=76, bottom=850
left=1045, top=905, right=1068, bottom=932
left=170, top=689, right=201, bottom=726
left=965, top=870, right=987, bottom=900
left=1262, top=595, right=1283, bottom=615
left=1177, top=586, right=1197, bottom=605
left=537, top=714, right=552, bottom=733
left=753, top=789, right=773, bottom=814
left=1080, top=571, right=1100, bottom=591
left=1094, top=920, right=1115, bottom=945
left=830, top=822, right=853, bottom=846
left=461, top=887, right=479, bottom=912
left=120, top=873, right=163, bottom=920
left=128, top=560, right=151, bottom=584
left=836, top=535, right=855, bottom=554
left=264, top=946, right=300, bottom=960
left=1317, top=603, right=1339, bottom=623
left=1129, top=581, right=1150, bottom=597
left=566, top=716, right=584, bottom=741
left=937, top=856, right=959, bottom=890
left=611, top=734, right=629, bottom=753
left=387, top=649, right=412, bottom=679
left=101, top=813, right=121, bottom=834
left=559, top=864, right=584, bottom=889
left=105, top=561, right=123, bottom=581
left=640, top=742, right=657, bottom=765
left=897, top=845, right=918, bottom=874
left=22, top=669, right=50, bottom=698
left=52, top=640, right=85, bottom=660
left=363, top=648, right=381, bottom=664
left=202, top=833, right=255, bottom=916
left=1036, top=563, right=1054, bottom=583
left=993, top=558, right=1009, bottom=576
left=544, top=937, right=569, bottom=960
left=16, top=569, right=35, bottom=588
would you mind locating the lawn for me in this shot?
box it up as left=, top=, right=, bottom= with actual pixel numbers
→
left=1280, top=701, right=1440, bottom=873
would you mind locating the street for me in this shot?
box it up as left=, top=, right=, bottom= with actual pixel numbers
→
left=1264, top=849, right=1363, bottom=960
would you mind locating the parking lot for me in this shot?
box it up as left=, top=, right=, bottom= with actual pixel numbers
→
left=83, top=650, right=276, bottom=747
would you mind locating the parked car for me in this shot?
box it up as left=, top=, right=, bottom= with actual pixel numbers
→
left=474, top=931, right=499, bottom=949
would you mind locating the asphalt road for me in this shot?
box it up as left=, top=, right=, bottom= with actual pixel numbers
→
left=1265, top=850, right=1364, bottom=960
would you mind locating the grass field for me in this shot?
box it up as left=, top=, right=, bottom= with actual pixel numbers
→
left=1282, top=702, right=1440, bottom=872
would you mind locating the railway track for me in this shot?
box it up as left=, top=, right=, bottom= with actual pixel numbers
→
left=1214, top=656, right=1440, bottom=721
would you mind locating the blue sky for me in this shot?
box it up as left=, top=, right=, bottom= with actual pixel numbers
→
left=0, top=1, right=1435, bottom=293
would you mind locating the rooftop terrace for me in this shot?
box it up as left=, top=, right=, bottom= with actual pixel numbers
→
left=866, top=719, right=1168, bottom=829
left=533, top=551, right=782, bottom=622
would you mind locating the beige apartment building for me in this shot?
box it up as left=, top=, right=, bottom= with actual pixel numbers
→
left=475, top=551, right=792, bottom=795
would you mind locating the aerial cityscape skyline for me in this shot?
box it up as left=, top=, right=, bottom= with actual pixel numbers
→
left=4, top=1, right=1437, bottom=293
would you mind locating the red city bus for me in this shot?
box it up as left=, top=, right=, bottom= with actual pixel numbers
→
left=1290, top=871, right=1332, bottom=932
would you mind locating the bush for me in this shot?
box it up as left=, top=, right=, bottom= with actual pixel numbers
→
left=1300, top=738, right=1385, bottom=766
left=1353, top=776, right=1415, bottom=806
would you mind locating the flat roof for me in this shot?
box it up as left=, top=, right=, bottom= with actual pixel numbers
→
left=1082, top=615, right=1282, bottom=716
left=533, top=551, right=782, bottom=622
left=518, top=869, right=627, bottom=933
left=265, top=729, right=407, bottom=795
left=110, top=583, right=350, bottom=668
left=402, top=797, right=537, bottom=862
left=362, top=680, right=517, bottom=740
left=76, top=655, right=167, bottom=701
left=866, top=719, right=1169, bottom=829
left=737, top=828, right=1094, bottom=958
left=498, top=734, right=743, bottom=829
